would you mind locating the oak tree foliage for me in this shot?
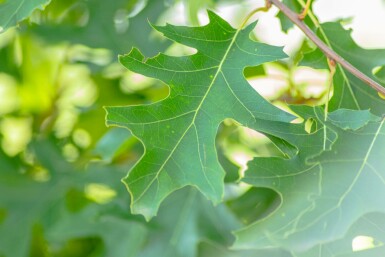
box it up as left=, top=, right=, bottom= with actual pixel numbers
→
left=1, top=0, right=384, bottom=256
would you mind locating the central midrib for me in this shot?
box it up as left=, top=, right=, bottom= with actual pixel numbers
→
left=132, top=26, right=243, bottom=205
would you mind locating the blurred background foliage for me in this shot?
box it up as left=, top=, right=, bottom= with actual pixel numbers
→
left=0, top=0, right=340, bottom=256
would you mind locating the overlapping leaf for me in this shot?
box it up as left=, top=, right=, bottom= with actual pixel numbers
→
left=137, top=187, right=239, bottom=257
left=296, top=212, right=385, bottom=257
left=277, top=0, right=315, bottom=33
left=106, top=11, right=294, bottom=220
left=31, top=0, right=169, bottom=55
left=0, top=139, right=142, bottom=257
left=0, top=0, right=51, bottom=32
left=234, top=106, right=385, bottom=253
left=301, top=22, right=385, bottom=115
left=198, top=241, right=293, bottom=257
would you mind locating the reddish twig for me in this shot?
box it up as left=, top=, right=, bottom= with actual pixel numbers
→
left=268, top=0, right=385, bottom=95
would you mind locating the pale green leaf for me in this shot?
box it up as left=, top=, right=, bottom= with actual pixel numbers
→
left=31, top=0, right=169, bottom=55
left=295, top=212, right=385, bottom=257
left=198, top=241, right=293, bottom=257
left=327, top=109, right=380, bottom=131
left=235, top=107, right=385, bottom=252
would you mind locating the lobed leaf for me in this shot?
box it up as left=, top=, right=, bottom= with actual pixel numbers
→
left=105, top=11, right=294, bottom=220
left=234, top=107, right=385, bottom=253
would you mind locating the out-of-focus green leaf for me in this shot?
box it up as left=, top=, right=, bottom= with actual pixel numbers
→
left=198, top=241, right=293, bottom=257
left=32, top=0, right=169, bottom=55
left=277, top=0, right=314, bottom=33
left=277, top=0, right=301, bottom=32
left=373, top=65, right=385, bottom=83
left=183, top=0, right=214, bottom=25
left=0, top=148, right=21, bottom=173
left=106, top=11, right=293, bottom=220
left=0, top=138, right=142, bottom=257
left=46, top=202, right=147, bottom=257
left=295, top=212, right=385, bottom=257
left=137, top=187, right=239, bottom=257
left=0, top=0, right=51, bottom=32
left=93, top=128, right=132, bottom=162
left=234, top=107, right=385, bottom=253
left=227, top=187, right=280, bottom=225
left=217, top=148, right=240, bottom=183
left=0, top=33, right=67, bottom=114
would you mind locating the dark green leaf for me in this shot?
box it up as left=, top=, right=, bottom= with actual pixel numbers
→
left=105, top=11, right=293, bottom=220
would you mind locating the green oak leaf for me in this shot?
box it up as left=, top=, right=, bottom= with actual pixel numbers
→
left=327, top=109, right=380, bottom=131
left=0, top=0, right=51, bottom=32
left=217, top=147, right=241, bottom=183
left=105, top=11, right=294, bottom=220
left=198, top=241, right=293, bottom=257
left=0, top=138, right=141, bottom=257
left=31, top=0, right=169, bottom=56
left=137, top=187, right=239, bottom=257
left=227, top=187, right=280, bottom=225
left=46, top=203, right=147, bottom=257
left=301, top=22, right=385, bottom=115
left=295, top=212, right=385, bottom=257
left=234, top=107, right=385, bottom=252
left=277, top=0, right=315, bottom=33
left=0, top=141, right=75, bottom=257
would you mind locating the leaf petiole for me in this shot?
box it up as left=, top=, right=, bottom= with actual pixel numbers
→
left=298, top=0, right=311, bottom=20
left=239, top=2, right=271, bottom=29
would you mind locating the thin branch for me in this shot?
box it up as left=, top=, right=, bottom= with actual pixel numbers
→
left=268, top=0, right=385, bottom=95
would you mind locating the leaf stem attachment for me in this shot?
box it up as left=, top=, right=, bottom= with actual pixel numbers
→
left=240, top=3, right=271, bottom=29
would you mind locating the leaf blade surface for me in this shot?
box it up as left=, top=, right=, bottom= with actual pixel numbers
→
left=106, top=11, right=293, bottom=219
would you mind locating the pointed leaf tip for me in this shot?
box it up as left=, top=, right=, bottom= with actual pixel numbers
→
left=206, top=9, right=221, bottom=21
left=207, top=10, right=233, bottom=28
left=119, top=48, right=145, bottom=64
